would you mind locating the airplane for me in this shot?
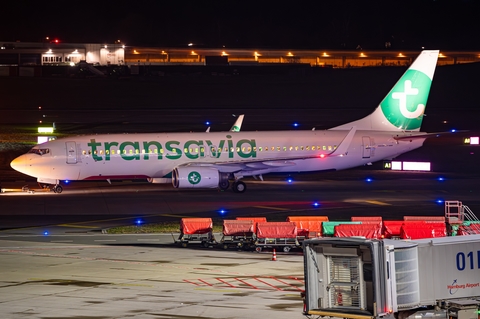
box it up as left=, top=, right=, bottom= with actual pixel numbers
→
left=11, top=50, right=441, bottom=194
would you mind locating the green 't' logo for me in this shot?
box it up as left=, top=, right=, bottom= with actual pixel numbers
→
left=231, top=125, right=240, bottom=132
left=188, top=171, right=201, bottom=185
left=380, top=69, right=432, bottom=130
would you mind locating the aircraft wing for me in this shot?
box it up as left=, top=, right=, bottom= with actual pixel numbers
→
left=394, top=130, right=466, bottom=141
left=179, top=127, right=357, bottom=175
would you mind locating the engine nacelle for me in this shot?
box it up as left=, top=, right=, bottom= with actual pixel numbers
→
left=172, top=167, right=220, bottom=189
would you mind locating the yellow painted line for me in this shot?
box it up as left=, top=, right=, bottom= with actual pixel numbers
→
left=364, top=200, right=391, bottom=206
left=254, top=206, right=290, bottom=211
left=57, top=224, right=98, bottom=229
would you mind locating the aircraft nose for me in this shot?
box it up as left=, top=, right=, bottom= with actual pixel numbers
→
left=10, top=155, right=26, bottom=173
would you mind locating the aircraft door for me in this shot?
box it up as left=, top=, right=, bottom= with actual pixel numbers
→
left=66, top=142, right=78, bottom=164
left=362, top=136, right=371, bottom=158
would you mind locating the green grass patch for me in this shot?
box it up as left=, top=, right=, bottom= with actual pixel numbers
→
left=106, top=221, right=224, bottom=234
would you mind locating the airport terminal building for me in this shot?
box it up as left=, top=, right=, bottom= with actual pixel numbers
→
left=1, top=41, right=480, bottom=74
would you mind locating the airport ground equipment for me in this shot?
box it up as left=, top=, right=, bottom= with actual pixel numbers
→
left=235, top=216, right=267, bottom=233
left=219, top=219, right=255, bottom=250
left=322, top=221, right=362, bottom=236
left=302, top=235, right=480, bottom=319
left=445, top=201, right=480, bottom=235
left=333, top=223, right=383, bottom=239
left=255, top=222, right=299, bottom=253
left=176, top=218, right=216, bottom=248
left=286, top=216, right=329, bottom=239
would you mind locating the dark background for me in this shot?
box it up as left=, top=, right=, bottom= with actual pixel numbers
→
left=2, top=0, right=480, bottom=50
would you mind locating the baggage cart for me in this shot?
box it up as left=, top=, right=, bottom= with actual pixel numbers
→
left=219, top=220, right=255, bottom=250
left=255, top=222, right=299, bottom=253
left=176, top=218, right=216, bottom=248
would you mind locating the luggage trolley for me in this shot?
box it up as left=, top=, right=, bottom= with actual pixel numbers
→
left=176, top=218, right=216, bottom=248
left=255, top=222, right=300, bottom=253
left=219, top=220, right=255, bottom=250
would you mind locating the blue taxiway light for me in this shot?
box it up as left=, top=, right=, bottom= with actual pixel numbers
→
left=435, top=199, right=444, bottom=204
left=287, top=178, right=293, bottom=183
left=205, top=121, right=211, bottom=125
left=313, top=202, right=320, bottom=207
left=64, top=180, right=70, bottom=184
left=219, top=209, right=227, bottom=215
left=292, top=123, right=299, bottom=127
left=365, top=178, right=373, bottom=183
left=437, top=177, right=445, bottom=181
left=43, top=231, right=49, bottom=236
left=135, top=219, right=143, bottom=225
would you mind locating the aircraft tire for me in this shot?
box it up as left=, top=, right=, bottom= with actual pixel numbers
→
left=232, top=181, right=246, bottom=193
left=218, top=180, right=230, bottom=190
left=54, top=185, right=63, bottom=193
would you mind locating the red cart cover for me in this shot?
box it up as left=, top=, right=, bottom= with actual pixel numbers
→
left=351, top=216, right=382, bottom=222
left=223, top=220, right=254, bottom=236
left=400, top=223, right=447, bottom=239
left=180, top=218, right=213, bottom=235
left=403, top=216, right=445, bottom=222
left=286, top=216, right=328, bottom=238
left=256, top=222, right=297, bottom=239
left=334, top=224, right=383, bottom=239
left=236, top=217, right=267, bottom=233
left=383, top=221, right=404, bottom=238
left=457, top=225, right=480, bottom=235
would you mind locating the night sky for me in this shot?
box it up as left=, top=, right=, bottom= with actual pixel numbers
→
left=2, top=0, right=480, bottom=50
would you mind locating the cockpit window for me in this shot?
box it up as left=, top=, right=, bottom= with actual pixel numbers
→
left=28, top=148, right=50, bottom=155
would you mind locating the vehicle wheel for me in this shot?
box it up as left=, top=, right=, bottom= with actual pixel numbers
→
left=283, top=246, right=291, bottom=253
left=223, top=244, right=229, bottom=250
left=218, top=180, right=230, bottom=190
left=255, top=246, right=262, bottom=253
left=181, top=242, right=188, bottom=248
left=202, top=241, right=210, bottom=248
left=232, top=181, right=246, bottom=193
left=54, top=185, right=63, bottom=193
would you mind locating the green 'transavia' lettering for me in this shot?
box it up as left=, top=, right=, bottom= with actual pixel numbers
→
left=86, top=137, right=257, bottom=161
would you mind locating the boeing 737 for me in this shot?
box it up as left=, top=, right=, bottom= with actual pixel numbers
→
left=11, top=50, right=440, bottom=193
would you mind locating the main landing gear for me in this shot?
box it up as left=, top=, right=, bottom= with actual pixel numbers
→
left=232, top=180, right=246, bottom=193
left=218, top=180, right=247, bottom=193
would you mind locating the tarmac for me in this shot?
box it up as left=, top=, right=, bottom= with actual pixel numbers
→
left=0, top=234, right=305, bottom=319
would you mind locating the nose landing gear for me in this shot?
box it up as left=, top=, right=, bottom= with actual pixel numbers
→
left=52, top=184, right=63, bottom=193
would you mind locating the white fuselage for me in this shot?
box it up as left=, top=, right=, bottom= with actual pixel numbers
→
left=11, top=130, right=424, bottom=182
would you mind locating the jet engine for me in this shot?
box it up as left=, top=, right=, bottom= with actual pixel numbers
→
left=172, top=167, right=220, bottom=188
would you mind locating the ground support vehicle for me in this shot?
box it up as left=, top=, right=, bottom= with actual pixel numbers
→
left=303, top=235, right=480, bottom=319
left=176, top=218, right=216, bottom=248
left=219, top=220, right=255, bottom=250
left=286, top=216, right=329, bottom=240
left=254, top=222, right=299, bottom=253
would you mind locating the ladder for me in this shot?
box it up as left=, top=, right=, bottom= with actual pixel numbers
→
left=445, top=201, right=480, bottom=234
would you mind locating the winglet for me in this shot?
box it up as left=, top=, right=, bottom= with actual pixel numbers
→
left=230, top=114, right=244, bottom=132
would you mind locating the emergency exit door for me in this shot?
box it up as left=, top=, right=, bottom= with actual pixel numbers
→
left=66, top=142, right=77, bottom=164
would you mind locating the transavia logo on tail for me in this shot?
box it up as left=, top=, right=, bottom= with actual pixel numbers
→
left=381, top=70, right=432, bottom=130
left=188, top=171, right=201, bottom=185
